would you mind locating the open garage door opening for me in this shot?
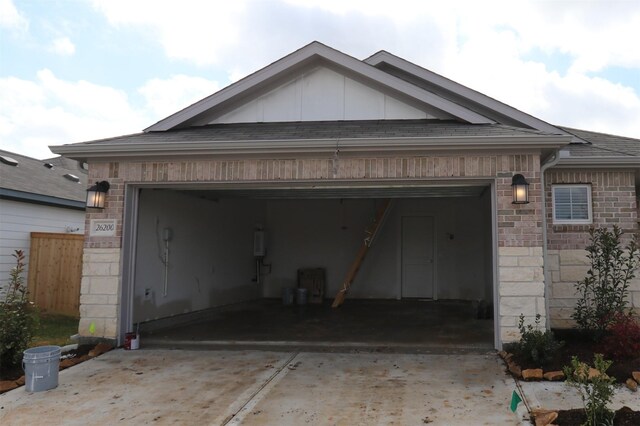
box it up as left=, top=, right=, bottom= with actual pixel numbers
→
left=127, top=183, right=496, bottom=351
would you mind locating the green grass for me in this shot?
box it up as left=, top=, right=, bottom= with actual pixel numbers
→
left=30, top=314, right=78, bottom=348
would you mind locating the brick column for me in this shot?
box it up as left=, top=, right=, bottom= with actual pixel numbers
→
left=495, top=155, right=544, bottom=344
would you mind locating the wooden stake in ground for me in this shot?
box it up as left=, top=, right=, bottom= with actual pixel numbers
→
left=332, top=199, right=392, bottom=308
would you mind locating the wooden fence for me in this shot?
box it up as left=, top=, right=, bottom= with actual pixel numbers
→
left=27, top=232, right=84, bottom=316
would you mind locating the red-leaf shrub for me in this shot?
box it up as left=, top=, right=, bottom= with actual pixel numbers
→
left=598, top=313, right=640, bottom=360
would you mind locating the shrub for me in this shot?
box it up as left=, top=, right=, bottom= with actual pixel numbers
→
left=572, top=225, right=639, bottom=340
left=598, top=312, right=640, bottom=361
left=563, top=354, right=616, bottom=426
left=512, top=313, right=563, bottom=367
left=0, top=250, right=39, bottom=370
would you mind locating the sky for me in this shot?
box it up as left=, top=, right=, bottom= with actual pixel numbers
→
left=1, top=0, right=639, bottom=160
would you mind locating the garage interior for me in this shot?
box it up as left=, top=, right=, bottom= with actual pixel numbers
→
left=131, top=184, right=495, bottom=350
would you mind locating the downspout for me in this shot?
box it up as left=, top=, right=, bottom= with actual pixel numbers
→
left=540, top=150, right=561, bottom=330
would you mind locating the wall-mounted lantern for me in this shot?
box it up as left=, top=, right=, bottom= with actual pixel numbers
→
left=86, top=181, right=110, bottom=209
left=511, top=174, right=529, bottom=204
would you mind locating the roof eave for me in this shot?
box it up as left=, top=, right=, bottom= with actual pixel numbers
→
left=50, top=135, right=570, bottom=161
left=0, top=188, right=86, bottom=210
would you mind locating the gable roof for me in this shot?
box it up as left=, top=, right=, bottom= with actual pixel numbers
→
left=364, top=50, right=584, bottom=142
left=145, top=41, right=494, bottom=131
left=0, top=149, right=87, bottom=209
left=50, top=42, right=638, bottom=170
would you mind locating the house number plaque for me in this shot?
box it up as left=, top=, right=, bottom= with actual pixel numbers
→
left=90, top=219, right=116, bottom=236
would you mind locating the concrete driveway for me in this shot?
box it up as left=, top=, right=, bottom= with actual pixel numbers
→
left=1, top=349, right=519, bottom=425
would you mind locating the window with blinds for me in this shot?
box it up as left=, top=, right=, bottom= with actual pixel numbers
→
left=552, top=185, right=592, bottom=224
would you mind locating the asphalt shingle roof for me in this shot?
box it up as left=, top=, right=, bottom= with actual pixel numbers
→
left=558, top=127, right=640, bottom=159
left=72, top=120, right=558, bottom=147
left=0, top=149, right=87, bottom=202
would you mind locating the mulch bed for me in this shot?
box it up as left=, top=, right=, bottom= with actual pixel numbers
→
left=506, top=329, right=639, bottom=425
left=553, top=406, right=640, bottom=425
left=509, top=329, right=639, bottom=383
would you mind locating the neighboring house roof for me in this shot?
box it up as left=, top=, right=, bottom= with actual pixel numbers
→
left=0, top=149, right=87, bottom=210
left=50, top=120, right=570, bottom=160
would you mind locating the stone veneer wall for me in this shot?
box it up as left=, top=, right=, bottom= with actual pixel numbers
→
left=79, top=248, right=120, bottom=339
left=80, top=153, right=544, bottom=344
left=547, top=249, right=640, bottom=328
left=545, top=169, right=639, bottom=327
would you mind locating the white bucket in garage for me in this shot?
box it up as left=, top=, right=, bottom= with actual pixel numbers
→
left=296, top=288, right=308, bottom=305
left=282, top=287, right=295, bottom=305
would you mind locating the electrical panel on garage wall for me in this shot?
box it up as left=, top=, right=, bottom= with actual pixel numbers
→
left=254, top=230, right=266, bottom=257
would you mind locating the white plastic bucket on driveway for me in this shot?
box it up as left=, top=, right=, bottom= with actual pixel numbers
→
left=23, top=345, right=61, bottom=392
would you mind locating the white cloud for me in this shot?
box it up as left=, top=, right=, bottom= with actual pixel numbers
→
left=139, top=75, right=219, bottom=118
left=432, top=2, right=640, bottom=137
left=536, top=73, right=640, bottom=138
left=0, top=0, right=27, bottom=32
left=91, top=0, right=247, bottom=66
left=0, top=70, right=150, bottom=159
left=49, top=37, right=76, bottom=56
left=2, top=0, right=639, bottom=161
left=0, top=71, right=221, bottom=159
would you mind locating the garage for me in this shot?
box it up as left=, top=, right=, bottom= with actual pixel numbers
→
left=51, top=42, right=567, bottom=350
left=126, top=182, right=496, bottom=350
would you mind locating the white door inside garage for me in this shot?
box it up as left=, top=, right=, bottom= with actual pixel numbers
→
left=401, top=216, right=434, bottom=298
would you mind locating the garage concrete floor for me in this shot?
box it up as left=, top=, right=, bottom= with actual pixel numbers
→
left=0, top=349, right=519, bottom=425
left=142, top=299, right=494, bottom=352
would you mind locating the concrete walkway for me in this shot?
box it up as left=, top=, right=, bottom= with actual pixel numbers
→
left=0, top=349, right=520, bottom=425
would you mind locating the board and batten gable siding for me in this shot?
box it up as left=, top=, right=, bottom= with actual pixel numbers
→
left=211, top=66, right=434, bottom=124
left=544, top=169, right=640, bottom=327
left=79, top=153, right=544, bottom=344
left=0, top=199, right=85, bottom=298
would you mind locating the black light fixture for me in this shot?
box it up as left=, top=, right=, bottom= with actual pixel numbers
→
left=511, top=174, right=529, bottom=204
left=86, top=181, right=110, bottom=209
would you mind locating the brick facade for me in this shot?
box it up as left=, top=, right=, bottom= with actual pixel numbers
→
left=81, top=153, right=544, bottom=344
left=545, top=169, right=640, bottom=327
left=545, top=169, right=637, bottom=250
left=86, top=154, right=543, bottom=249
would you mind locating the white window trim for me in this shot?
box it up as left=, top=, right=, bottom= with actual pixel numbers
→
left=552, top=184, right=593, bottom=225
